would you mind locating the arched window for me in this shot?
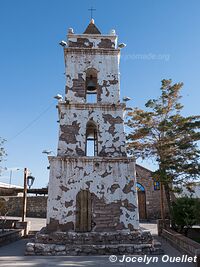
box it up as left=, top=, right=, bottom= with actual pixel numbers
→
left=86, top=121, right=98, bottom=156
left=85, top=69, right=97, bottom=103
left=153, top=180, right=160, bottom=190
left=136, top=183, right=145, bottom=192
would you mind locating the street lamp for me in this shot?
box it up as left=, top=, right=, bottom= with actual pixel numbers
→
left=27, top=175, right=35, bottom=189
left=22, top=168, right=35, bottom=222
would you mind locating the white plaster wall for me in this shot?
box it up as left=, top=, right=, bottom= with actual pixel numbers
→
left=57, top=104, right=126, bottom=157
left=47, top=157, right=139, bottom=230
left=64, top=50, right=120, bottom=104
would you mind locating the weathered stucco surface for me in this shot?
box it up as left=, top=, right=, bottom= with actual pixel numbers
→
left=64, top=48, right=120, bottom=104
left=57, top=103, right=126, bottom=157
left=47, top=157, right=139, bottom=231
left=46, top=22, right=139, bottom=233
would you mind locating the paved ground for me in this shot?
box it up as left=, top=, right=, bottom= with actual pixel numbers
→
left=0, top=217, right=196, bottom=267
left=0, top=254, right=196, bottom=267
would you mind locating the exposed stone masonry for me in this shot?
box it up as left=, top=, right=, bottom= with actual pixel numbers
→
left=26, top=230, right=163, bottom=256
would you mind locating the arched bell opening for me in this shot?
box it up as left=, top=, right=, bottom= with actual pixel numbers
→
left=85, top=68, right=98, bottom=103
left=86, top=120, right=98, bottom=156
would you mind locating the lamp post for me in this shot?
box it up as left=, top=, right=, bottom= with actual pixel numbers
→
left=22, top=168, right=35, bottom=222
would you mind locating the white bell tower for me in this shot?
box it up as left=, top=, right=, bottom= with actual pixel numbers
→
left=46, top=19, right=139, bottom=232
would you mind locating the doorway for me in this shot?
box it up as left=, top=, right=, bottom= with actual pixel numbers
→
left=75, top=190, right=92, bottom=232
left=136, top=183, right=147, bottom=220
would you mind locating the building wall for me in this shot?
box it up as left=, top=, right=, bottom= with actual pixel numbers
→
left=136, top=164, right=168, bottom=219
left=1, top=196, right=47, bottom=218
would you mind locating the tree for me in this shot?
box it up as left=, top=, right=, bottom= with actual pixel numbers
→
left=171, top=197, right=200, bottom=236
left=126, top=79, right=200, bottom=217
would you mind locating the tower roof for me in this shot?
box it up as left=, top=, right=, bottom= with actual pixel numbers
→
left=83, top=19, right=101, bottom=35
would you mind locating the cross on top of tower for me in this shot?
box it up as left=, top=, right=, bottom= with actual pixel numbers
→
left=88, top=6, right=96, bottom=19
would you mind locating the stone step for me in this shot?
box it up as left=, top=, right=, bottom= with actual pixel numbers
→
left=35, top=230, right=153, bottom=245
left=26, top=242, right=164, bottom=256
left=26, top=229, right=164, bottom=256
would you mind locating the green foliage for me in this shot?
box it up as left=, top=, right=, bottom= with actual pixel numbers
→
left=126, top=79, right=200, bottom=211
left=171, top=197, right=200, bottom=236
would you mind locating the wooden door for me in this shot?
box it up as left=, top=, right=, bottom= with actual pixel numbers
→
left=138, top=191, right=147, bottom=220
left=75, top=190, right=92, bottom=232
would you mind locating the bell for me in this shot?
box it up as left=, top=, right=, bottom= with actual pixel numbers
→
left=87, top=77, right=96, bottom=91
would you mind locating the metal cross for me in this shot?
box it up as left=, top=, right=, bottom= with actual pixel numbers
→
left=88, top=6, right=96, bottom=19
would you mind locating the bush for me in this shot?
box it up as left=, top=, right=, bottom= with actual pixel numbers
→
left=171, top=197, right=200, bottom=236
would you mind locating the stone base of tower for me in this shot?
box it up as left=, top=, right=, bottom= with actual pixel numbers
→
left=25, top=229, right=163, bottom=256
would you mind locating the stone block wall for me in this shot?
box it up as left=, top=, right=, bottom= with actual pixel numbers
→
left=1, top=196, right=47, bottom=218
left=26, top=230, right=163, bottom=256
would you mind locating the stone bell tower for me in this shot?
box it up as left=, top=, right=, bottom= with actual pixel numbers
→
left=46, top=19, right=139, bottom=233
left=26, top=20, right=163, bottom=256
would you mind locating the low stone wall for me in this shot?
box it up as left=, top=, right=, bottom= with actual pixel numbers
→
left=0, top=229, right=24, bottom=247
left=2, top=196, right=47, bottom=218
left=0, top=219, right=31, bottom=237
left=161, top=228, right=200, bottom=267
left=26, top=230, right=163, bottom=256
left=161, top=228, right=200, bottom=255
left=0, top=219, right=19, bottom=229
left=187, top=227, right=200, bottom=240
left=157, top=219, right=170, bottom=236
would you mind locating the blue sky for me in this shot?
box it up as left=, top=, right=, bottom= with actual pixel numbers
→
left=0, top=0, right=200, bottom=188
